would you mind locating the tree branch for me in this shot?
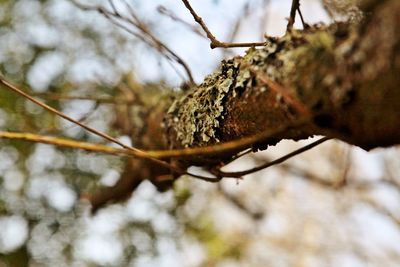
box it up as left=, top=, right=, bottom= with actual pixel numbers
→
left=166, top=0, right=400, bottom=152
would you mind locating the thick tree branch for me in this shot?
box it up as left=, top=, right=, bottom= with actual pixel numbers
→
left=166, top=0, right=400, bottom=153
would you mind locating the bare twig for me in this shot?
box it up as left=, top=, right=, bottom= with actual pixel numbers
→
left=296, top=4, right=308, bottom=29
left=214, top=137, right=331, bottom=178
left=181, top=0, right=266, bottom=49
left=0, top=123, right=320, bottom=180
left=0, top=130, right=222, bottom=182
left=29, top=92, right=133, bottom=104
left=287, top=0, right=299, bottom=31
left=287, top=0, right=307, bottom=31
left=0, top=131, right=128, bottom=155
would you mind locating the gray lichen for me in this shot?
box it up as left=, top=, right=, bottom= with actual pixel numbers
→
left=166, top=60, right=240, bottom=147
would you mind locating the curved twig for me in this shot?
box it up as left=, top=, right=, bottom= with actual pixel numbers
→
left=213, top=137, right=331, bottom=178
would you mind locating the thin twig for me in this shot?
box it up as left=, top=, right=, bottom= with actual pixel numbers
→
left=181, top=0, right=266, bottom=49
left=107, top=0, right=118, bottom=16
left=287, top=0, right=299, bottom=31
left=362, top=198, right=400, bottom=226
left=296, top=4, right=308, bottom=29
left=214, top=137, right=331, bottom=178
left=287, top=0, right=308, bottom=31
left=0, top=131, right=127, bottom=155
left=29, top=92, right=133, bottom=104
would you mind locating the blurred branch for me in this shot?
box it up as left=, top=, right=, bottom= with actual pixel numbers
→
left=30, top=92, right=134, bottom=104
left=72, top=0, right=195, bottom=85
left=157, top=5, right=206, bottom=39
left=280, top=162, right=346, bottom=188
left=41, top=101, right=100, bottom=136
left=382, top=156, right=400, bottom=189
left=363, top=198, right=400, bottom=226
left=0, top=131, right=128, bottom=155
left=339, top=146, right=352, bottom=186
left=218, top=185, right=264, bottom=220
left=222, top=2, right=253, bottom=58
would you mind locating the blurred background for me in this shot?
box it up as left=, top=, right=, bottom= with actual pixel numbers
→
left=0, top=0, right=399, bottom=266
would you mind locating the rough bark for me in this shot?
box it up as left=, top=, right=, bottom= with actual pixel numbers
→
left=88, top=0, right=400, bottom=210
